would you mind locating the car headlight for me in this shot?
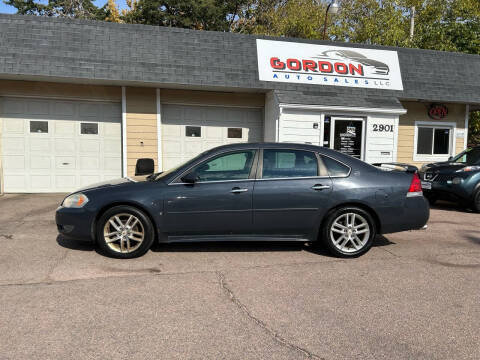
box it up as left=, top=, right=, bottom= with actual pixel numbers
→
left=456, top=166, right=480, bottom=172
left=452, top=177, right=462, bottom=185
left=62, top=193, right=89, bottom=208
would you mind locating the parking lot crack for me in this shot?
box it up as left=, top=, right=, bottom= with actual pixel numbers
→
left=217, top=271, right=324, bottom=360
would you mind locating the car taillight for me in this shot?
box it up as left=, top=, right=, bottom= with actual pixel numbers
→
left=407, top=173, right=423, bottom=197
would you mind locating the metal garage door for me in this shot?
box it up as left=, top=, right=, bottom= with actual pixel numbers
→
left=1, top=97, right=122, bottom=193
left=161, top=104, right=263, bottom=170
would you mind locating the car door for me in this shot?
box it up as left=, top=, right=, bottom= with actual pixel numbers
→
left=163, top=149, right=258, bottom=236
left=252, top=148, right=333, bottom=238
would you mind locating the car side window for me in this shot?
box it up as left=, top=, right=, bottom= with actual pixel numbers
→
left=321, top=155, right=350, bottom=177
left=262, top=149, right=318, bottom=179
left=190, top=150, right=256, bottom=182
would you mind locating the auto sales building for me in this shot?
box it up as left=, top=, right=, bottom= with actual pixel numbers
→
left=0, top=14, right=479, bottom=193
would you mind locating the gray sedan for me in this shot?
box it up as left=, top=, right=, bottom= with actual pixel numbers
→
left=56, top=143, right=429, bottom=259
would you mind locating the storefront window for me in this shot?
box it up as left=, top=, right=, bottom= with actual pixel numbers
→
left=416, top=126, right=451, bottom=155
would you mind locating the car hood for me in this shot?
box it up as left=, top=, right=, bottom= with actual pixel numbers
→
left=75, top=176, right=149, bottom=192
left=422, top=162, right=466, bottom=174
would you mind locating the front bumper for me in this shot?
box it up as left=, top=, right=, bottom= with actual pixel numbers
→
left=55, top=206, right=96, bottom=242
left=422, top=181, right=471, bottom=202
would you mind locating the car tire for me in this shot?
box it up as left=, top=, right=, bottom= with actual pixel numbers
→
left=96, top=205, right=155, bottom=259
left=321, top=207, right=376, bottom=258
left=472, top=189, right=480, bottom=213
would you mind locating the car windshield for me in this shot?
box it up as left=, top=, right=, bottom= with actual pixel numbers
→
left=450, top=147, right=480, bottom=165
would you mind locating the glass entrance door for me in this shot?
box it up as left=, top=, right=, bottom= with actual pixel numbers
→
left=328, top=117, right=365, bottom=160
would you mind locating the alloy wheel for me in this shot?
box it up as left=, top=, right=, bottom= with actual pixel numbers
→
left=329, top=212, right=370, bottom=253
left=103, top=213, right=145, bottom=254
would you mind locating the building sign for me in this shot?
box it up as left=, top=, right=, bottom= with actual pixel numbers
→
left=428, top=104, right=448, bottom=120
left=256, top=39, right=403, bottom=90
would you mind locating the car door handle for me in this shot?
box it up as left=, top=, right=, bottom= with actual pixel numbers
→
left=311, top=184, right=330, bottom=190
left=231, top=187, right=249, bottom=194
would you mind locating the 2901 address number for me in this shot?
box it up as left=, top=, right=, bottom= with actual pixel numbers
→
left=373, top=124, right=394, bottom=132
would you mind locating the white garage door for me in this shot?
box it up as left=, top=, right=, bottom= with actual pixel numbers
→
left=161, top=104, right=263, bottom=170
left=1, top=97, right=122, bottom=193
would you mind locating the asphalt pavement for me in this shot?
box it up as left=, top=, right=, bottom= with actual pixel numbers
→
left=0, top=194, right=479, bottom=359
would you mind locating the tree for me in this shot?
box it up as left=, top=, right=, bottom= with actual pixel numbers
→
left=105, top=0, right=122, bottom=23
left=4, top=0, right=107, bottom=19
left=121, top=0, right=248, bottom=31
left=233, top=0, right=325, bottom=38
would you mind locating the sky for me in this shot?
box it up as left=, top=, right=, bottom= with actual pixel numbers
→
left=0, top=0, right=129, bottom=14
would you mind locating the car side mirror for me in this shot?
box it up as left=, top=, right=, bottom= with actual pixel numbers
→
left=448, top=156, right=453, bottom=161
left=181, top=172, right=198, bottom=184
left=135, top=158, right=155, bottom=176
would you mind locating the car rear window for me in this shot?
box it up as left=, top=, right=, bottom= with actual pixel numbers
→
left=321, top=156, right=350, bottom=177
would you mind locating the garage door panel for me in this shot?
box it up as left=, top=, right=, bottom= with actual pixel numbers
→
left=26, top=100, right=50, bottom=116
left=80, top=139, right=100, bottom=152
left=184, top=107, right=204, bottom=121
left=163, top=106, right=183, bottom=120
left=3, top=118, right=25, bottom=133
left=3, top=155, right=25, bottom=169
left=55, top=157, right=76, bottom=170
left=104, top=157, right=122, bottom=171
left=3, top=99, right=25, bottom=115
left=184, top=141, right=203, bottom=156
left=79, top=103, right=100, bottom=118
left=205, top=108, right=224, bottom=121
left=29, top=138, right=51, bottom=152
left=2, top=138, right=25, bottom=154
left=1, top=97, right=121, bottom=193
left=3, top=175, right=26, bottom=190
left=104, top=139, right=121, bottom=154
left=226, top=109, right=245, bottom=122
left=205, top=126, right=223, bottom=139
left=30, top=156, right=51, bottom=169
left=102, top=104, right=122, bottom=119
left=103, top=122, right=121, bottom=137
left=52, top=102, right=75, bottom=117
left=54, top=121, right=75, bottom=135
left=55, top=175, right=76, bottom=189
left=80, top=156, right=99, bottom=170
left=54, top=139, right=75, bottom=154
left=30, top=175, right=52, bottom=189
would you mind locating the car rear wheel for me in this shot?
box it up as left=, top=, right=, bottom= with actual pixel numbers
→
left=322, top=207, right=376, bottom=257
left=96, top=205, right=155, bottom=259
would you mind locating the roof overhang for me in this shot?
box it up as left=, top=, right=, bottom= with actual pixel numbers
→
left=279, top=102, right=407, bottom=115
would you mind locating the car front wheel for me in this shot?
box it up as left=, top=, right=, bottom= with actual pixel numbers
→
left=322, top=207, right=376, bottom=257
left=96, top=205, right=155, bottom=259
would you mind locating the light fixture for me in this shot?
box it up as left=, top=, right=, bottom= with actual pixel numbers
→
left=323, top=0, right=340, bottom=40
left=329, top=0, right=340, bottom=14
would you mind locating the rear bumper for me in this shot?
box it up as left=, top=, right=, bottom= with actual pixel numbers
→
left=55, top=206, right=96, bottom=242
left=380, top=195, right=430, bottom=234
